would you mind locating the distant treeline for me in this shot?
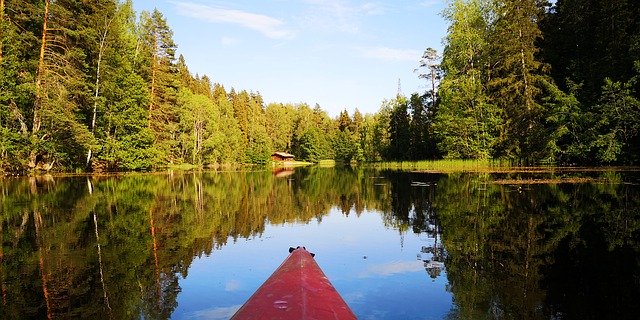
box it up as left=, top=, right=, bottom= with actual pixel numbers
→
left=1, top=0, right=639, bottom=172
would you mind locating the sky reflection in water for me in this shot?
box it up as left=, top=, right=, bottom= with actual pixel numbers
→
left=174, top=208, right=452, bottom=320
left=1, top=168, right=639, bottom=319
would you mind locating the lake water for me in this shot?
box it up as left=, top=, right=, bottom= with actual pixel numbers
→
left=1, top=167, right=639, bottom=319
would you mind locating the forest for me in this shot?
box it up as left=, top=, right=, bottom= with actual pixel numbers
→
left=1, top=0, right=639, bottom=172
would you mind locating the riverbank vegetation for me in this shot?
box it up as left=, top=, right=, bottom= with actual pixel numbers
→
left=1, top=0, right=639, bottom=173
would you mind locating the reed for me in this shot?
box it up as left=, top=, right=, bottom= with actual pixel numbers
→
left=366, top=159, right=513, bottom=172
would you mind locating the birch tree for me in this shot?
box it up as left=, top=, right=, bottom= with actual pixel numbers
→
left=435, top=0, right=502, bottom=159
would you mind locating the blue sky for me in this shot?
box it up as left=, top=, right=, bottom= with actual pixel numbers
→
left=133, top=0, right=447, bottom=116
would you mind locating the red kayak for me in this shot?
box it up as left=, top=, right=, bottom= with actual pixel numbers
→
left=231, top=247, right=357, bottom=319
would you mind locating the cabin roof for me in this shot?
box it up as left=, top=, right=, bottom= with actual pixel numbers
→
left=272, top=152, right=295, bottom=158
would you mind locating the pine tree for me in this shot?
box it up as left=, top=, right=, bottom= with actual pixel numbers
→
left=231, top=89, right=250, bottom=154
left=387, top=95, right=411, bottom=160
left=337, top=110, right=352, bottom=132
left=97, top=0, right=155, bottom=170
left=245, top=92, right=271, bottom=164
left=0, top=0, right=4, bottom=63
left=265, top=103, right=295, bottom=151
left=488, top=0, right=553, bottom=161
left=590, top=76, right=640, bottom=163
left=212, top=84, right=244, bottom=164
left=541, top=0, right=640, bottom=103
left=409, top=93, right=433, bottom=160
left=1, top=1, right=95, bottom=170
left=139, top=9, right=178, bottom=163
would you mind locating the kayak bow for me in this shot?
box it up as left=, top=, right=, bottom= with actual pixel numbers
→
left=231, top=247, right=357, bottom=320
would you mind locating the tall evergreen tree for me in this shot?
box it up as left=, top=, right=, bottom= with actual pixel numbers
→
left=97, top=0, right=154, bottom=170
left=139, top=9, right=178, bottom=163
left=540, top=0, right=640, bottom=164
left=541, top=0, right=640, bottom=103
left=387, top=95, right=411, bottom=160
left=245, top=92, right=271, bottom=164
left=417, top=47, right=442, bottom=106
left=1, top=0, right=94, bottom=170
left=337, top=110, right=352, bottom=132
left=230, top=89, right=250, bottom=162
left=590, top=76, right=640, bottom=163
left=212, top=84, right=244, bottom=164
left=488, top=0, right=553, bottom=161
left=265, top=103, right=295, bottom=152
left=409, top=93, right=437, bottom=160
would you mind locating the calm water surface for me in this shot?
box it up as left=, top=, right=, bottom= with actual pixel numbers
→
left=0, top=168, right=639, bottom=319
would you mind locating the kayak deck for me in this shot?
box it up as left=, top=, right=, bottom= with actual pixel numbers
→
left=231, top=247, right=357, bottom=319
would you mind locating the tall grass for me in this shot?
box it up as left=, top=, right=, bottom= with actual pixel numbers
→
left=366, top=159, right=514, bottom=172
left=317, top=160, right=336, bottom=167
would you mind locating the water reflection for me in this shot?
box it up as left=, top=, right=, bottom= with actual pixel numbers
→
left=0, top=168, right=639, bottom=319
left=419, top=233, right=446, bottom=280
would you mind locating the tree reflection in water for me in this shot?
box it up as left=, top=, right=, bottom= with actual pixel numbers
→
left=419, top=227, right=446, bottom=280
left=0, top=168, right=638, bottom=319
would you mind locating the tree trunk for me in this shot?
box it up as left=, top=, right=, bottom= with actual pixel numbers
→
left=149, top=207, right=161, bottom=306
left=30, top=0, right=51, bottom=168
left=0, top=221, right=4, bottom=307
left=93, top=212, right=113, bottom=316
left=519, top=28, right=530, bottom=112
left=192, top=119, right=197, bottom=164
left=87, top=17, right=113, bottom=167
left=430, top=67, right=436, bottom=102
left=0, top=0, right=4, bottom=63
left=34, top=210, right=53, bottom=320
left=148, top=31, right=158, bottom=128
left=0, top=220, right=3, bottom=262
left=34, top=0, right=50, bottom=135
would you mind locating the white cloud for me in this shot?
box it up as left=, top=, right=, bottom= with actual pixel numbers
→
left=361, top=46, right=422, bottom=62
left=360, top=260, right=424, bottom=277
left=173, top=2, right=294, bottom=39
left=187, top=305, right=242, bottom=320
left=302, top=0, right=385, bottom=33
left=220, top=36, right=240, bottom=47
left=361, top=2, right=385, bottom=15
left=342, top=291, right=366, bottom=304
left=420, top=0, right=440, bottom=8
left=224, top=279, right=241, bottom=291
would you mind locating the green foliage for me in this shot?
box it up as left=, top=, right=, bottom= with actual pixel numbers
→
left=387, top=96, right=411, bottom=160
left=539, top=0, right=640, bottom=164
left=2, top=0, right=640, bottom=171
left=265, top=103, right=295, bottom=151
left=590, top=78, right=640, bottom=163
left=294, top=127, right=324, bottom=162
left=0, top=1, right=337, bottom=171
left=435, top=0, right=501, bottom=159
left=1, top=169, right=639, bottom=317
left=289, top=104, right=334, bottom=162
left=427, top=0, right=640, bottom=165
left=332, top=130, right=357, bottom=163
left=541, top=0, right=640, bottom=103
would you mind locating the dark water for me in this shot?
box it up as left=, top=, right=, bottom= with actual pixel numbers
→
left=0, top=168, right=639, bottom=319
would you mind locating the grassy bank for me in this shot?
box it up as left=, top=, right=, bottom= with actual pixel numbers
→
left=366, top=160, right=640, bottom=174
left=366, top=159, right=512, bottom=172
